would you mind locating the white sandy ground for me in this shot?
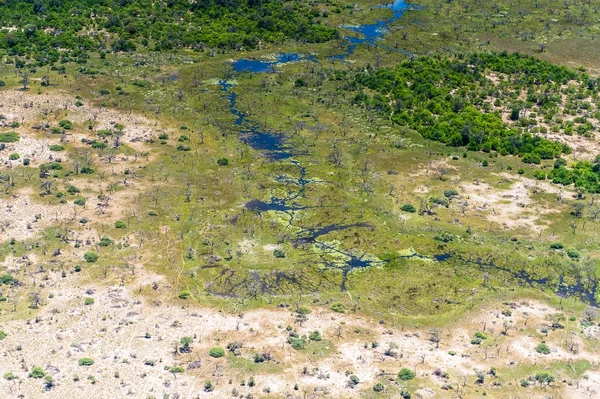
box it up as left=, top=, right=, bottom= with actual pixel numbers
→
left=1, top=90, right=166, bottom=152
left=0, top=265, right=599, bottom=399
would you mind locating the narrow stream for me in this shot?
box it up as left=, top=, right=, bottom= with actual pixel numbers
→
left=213, top=1, right=599, bottom=306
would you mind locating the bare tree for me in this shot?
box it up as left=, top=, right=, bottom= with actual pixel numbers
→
left=428, top=328, right=442, bottom=348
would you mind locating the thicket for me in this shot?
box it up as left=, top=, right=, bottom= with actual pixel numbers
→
left=351, top=52, right=600, bottom=162
left=0, top=0, right=338, bottom=65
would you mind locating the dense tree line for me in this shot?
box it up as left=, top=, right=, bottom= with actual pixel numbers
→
left=350, top=52, right=600, bottom=161
left=0, top=0, right=338, bottom=64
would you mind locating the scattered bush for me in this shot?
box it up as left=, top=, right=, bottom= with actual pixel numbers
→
left=443, top=189, right=459, bottom=198
left=114, top=220, right=126, bottom=229
left=535, top=371, right=554, bottom=385
left=400, top=203, right=416, bottom=213
left=308, top=331, right=322, bottom=341
left=0, top=274, right=15, bottom=285
left=535, top=342, right=551, bottom=355
left=78, top=358, right=94, bottom=366
left=273, top=249, right=286, bottom=258
left=330, top=302, right=345, bottom=313
left=84, top=297, right=94, bottom=305
left=49, top=144, right=64, bottom=151
left=208, top=347, right=225, bottom=358
left=98, top=236, right=113, bottom=246
left=83, top=251, right=98, bottom=263
left=178, top=290, right=191, bottom=299
left=58, top=120, right=72, bottom=130
left=217, top=157, right=229, bottom=166
left=398, top=368, right=415, bottom=381
left=566, top=248, right=580, bottom=259
left=29, top=366, right=46, bottom=378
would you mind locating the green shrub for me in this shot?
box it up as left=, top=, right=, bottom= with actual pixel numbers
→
left=84, top=297, right=94, bottom=305
left=443, top=189, right=459, bottom=198
left=98, top=236, right=113, bottom=246
left=58, top=120, right=72, bottom=129
left=567, top=248, right=580, bottom=259
left=522, top=153, right=542, bottom=164
left=349, top=374, right=359, bottom=387
left=49, top=144, right=64, bottom=151
left=9, top=153, right=19, bottom=160
left=474, top=332, right=487, bottom=339
left=0, top=132, right=20, bottom=142
left=208, top=347, right=225, bottom=358
left=535, top=342, right=551, bottom=355
left=550, top=242, right=564, bottom=249
left=170, top=366, right=184, bottom=373
left=83, top=251, right=98, bottom=263
left=74, top=198, right=85, bottom=206
left=373, top=382, right=385, bottom=393
left=295, top=306, right=311, bottom=315
left=217, top=157, right=229, bottom=166
left=433, top=232, right=454, bottom=242
left=0, top=274, right=15, bottom=285
left=308, top=331, right=322, bottom=341
left=0, top=330, right=6, bottom=340
left=533, top=170, right=546, bottom=180
left=400, top=203, right=416, bottom=213
left=330, top=302, right=345, bottom=313
left=204, top=381, right=214, bottom=392
left=29, top=366, right=46, bottom=378
left=178, top=290, right=191, bottom=299
left=3, top=372, right=16, bottom=380
left=535, top=371, right=554, bottom=385
left=78, top=358, right=94, bottom=366
left=114, top=220, right=126, bottom=229
left=398, top=368, right=415, bottom=381
left=273, top=249, right=286, bottom=258
left=287, top=336, right=307, bottom=350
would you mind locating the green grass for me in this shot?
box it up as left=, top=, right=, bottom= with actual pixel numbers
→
left=0, top=132, right=19, bottom=142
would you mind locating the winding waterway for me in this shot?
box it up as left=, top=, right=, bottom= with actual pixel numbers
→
left=214, top=1, right=599, bottom=306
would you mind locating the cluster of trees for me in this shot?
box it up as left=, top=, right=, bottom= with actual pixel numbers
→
left=350, top=52, right=600, bottom=161
left=549, top=156, right=600, bottom=193
left=0, top=0, right=338, bottom=64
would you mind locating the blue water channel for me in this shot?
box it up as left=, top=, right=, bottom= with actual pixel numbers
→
left=216, top=1, right=599, bottom=305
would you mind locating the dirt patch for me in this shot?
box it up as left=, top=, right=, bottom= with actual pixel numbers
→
left=0, top=195, right=73, bottom=243
left=0, top=132, right=62, bottom=166
left=0, top=89, right=167, bottom=151
left=459, top=178, right=562, bottom=233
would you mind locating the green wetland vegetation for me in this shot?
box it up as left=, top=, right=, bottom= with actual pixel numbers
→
left=1, top=0, right=600, bottom=397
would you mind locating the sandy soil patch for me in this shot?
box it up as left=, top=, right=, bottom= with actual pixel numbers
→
left=0, top=195, right=73, bottom=243
left=0, top=90, right=167, bottom=151
left=0, top=132, right=61, bottom=166
left=459, top=178, right=561, bottom=233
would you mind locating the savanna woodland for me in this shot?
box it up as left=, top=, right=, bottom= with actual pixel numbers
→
left=1, top=0, right=600, bottom=398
